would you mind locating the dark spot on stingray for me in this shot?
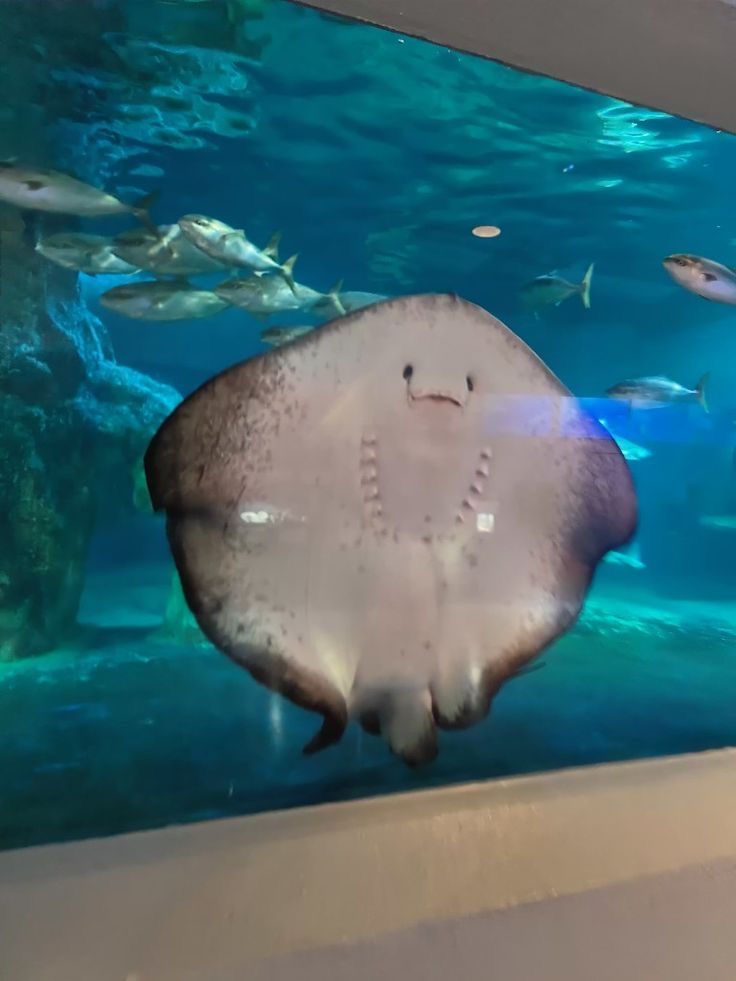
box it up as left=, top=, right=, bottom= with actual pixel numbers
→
left=402, top=364, right=413, bottom=380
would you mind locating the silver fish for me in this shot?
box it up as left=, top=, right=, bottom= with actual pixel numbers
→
left=100, top=280, right=229, bottom=321
left=313, top=289, right=388, bottom=320
left=521, top=262, right=594, bottom=310
left=663, top=254, right=736, bottom=305
left=178, top=215, right=296, bottom=286
left=36, top=233, right=140, bottom=276
left=0, top=161, right=157, bottom=226
left=606, top=374, right=709, bottom=411
left=603, top=540, right=645, bottom=569
left=216, top=274, right=344, bottom=318
left=112, top=224, right=229, bottom=278
left=260, top=324, right=314, bottom=347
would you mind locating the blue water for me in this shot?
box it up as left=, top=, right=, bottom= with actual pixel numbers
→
left=2, top=0, right=736, bottom=850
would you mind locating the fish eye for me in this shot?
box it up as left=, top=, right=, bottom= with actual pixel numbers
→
left=466, top=375, right=474, bottom=392
left=674, top=257, right=688, bottom=267
left=402, top=364, right=413, bottom=381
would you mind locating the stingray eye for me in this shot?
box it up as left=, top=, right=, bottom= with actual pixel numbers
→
left=402, top=364, right=413, bottom=381
left=466, top=375, right=474, bottom=392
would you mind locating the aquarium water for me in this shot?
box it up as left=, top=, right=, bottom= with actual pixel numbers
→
left=1, top=0, right=736, bottom=850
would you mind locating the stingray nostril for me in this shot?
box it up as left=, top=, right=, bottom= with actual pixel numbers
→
left=466, top=375, right=474, bottom=392
left=403, top=364, right=413, bottom=381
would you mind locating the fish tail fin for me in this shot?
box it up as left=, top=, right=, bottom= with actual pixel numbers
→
left=508, top=659, right=547, bottom=681
left=264, top=231, right=281, bottom=260
left=132, top=191, right=161, bottom=237
left=328, top=279, right=345, bottom=316
left=279, top=253, right=298, bottom=293
left=695, top=372, right=710, bottom=412
left=580, top=262, right=594, bottom=309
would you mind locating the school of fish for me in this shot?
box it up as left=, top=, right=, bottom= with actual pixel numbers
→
left=4, top=159, right=386, bottom=334
left=8, top=158, right=728, bottom=519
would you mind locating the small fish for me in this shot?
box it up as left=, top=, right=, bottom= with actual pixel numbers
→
left=0, top=161, right=158, bottom=229
left=260, top=324, right=314, bottom=347
left=178, top=215, right=297, bottom=287
left=112, top=224, right=228, bottom=277
left=603, top=540, right=645, bottom=569
left=606, top=374, right=709, bottom=411
left=508, top=659, right=546, bottom=680
left=100, top=280, right=229, bottom=321
left=699, top=515, right=736, bottom=531
left=313, top=289, right=388, bottom=320
left=663, top=254, right=736, bottom=305
left=36, top=233, right=140, bottom=275
left=521, top=262, right=594, bottom=310
left=613, top=434, right=652, bottom=461
left=597, top=422, right=652, bottom=461
left=216, top=274, right=344, bottom=318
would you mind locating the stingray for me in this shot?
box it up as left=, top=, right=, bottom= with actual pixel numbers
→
left=145, top=294, right=636, bottom=766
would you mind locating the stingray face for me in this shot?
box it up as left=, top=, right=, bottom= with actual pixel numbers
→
left=401, top=359, right=475, bottom=409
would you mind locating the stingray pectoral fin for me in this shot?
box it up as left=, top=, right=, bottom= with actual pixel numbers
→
left=247, top=650, right=348, bottom=756
left=431, top=668, right=494, bottom=731
left=160, top=512, right=350, bottom=756
left=302, top=709, right=347, bottom=755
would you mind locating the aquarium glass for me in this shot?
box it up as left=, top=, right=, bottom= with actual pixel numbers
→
left=2, top=0, right=736, bottom=851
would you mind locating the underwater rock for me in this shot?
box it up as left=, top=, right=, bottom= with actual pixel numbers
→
left=0, top=239, right=179, bottom=661
left=154, top=572, right=210, bottom=647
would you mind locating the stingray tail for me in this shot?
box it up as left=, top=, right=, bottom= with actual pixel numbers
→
left=279, top=253, right=298, bottom=294
left=372, top=689, right=438, bottom=768
left=264, top=231, right=281, bottom=260
left=695, top=372, right=710, bottom=412
left=131, top=191, right=161, bottom=238
left=580, top=262, right=594, bottom=309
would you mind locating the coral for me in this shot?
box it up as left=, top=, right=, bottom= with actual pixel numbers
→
left=0, top=235, right=179, bottom=660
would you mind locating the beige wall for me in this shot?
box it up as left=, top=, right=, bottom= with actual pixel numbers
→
left=3, top=749, right=736, bottom=979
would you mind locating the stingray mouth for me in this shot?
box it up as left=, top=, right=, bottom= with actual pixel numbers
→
left=408, top=391, right=464, bottom=408
left=402, top=364, right=470, bottom=409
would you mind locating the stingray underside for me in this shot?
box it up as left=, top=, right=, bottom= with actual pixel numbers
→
left=145, top=294, right=637, bottom=766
